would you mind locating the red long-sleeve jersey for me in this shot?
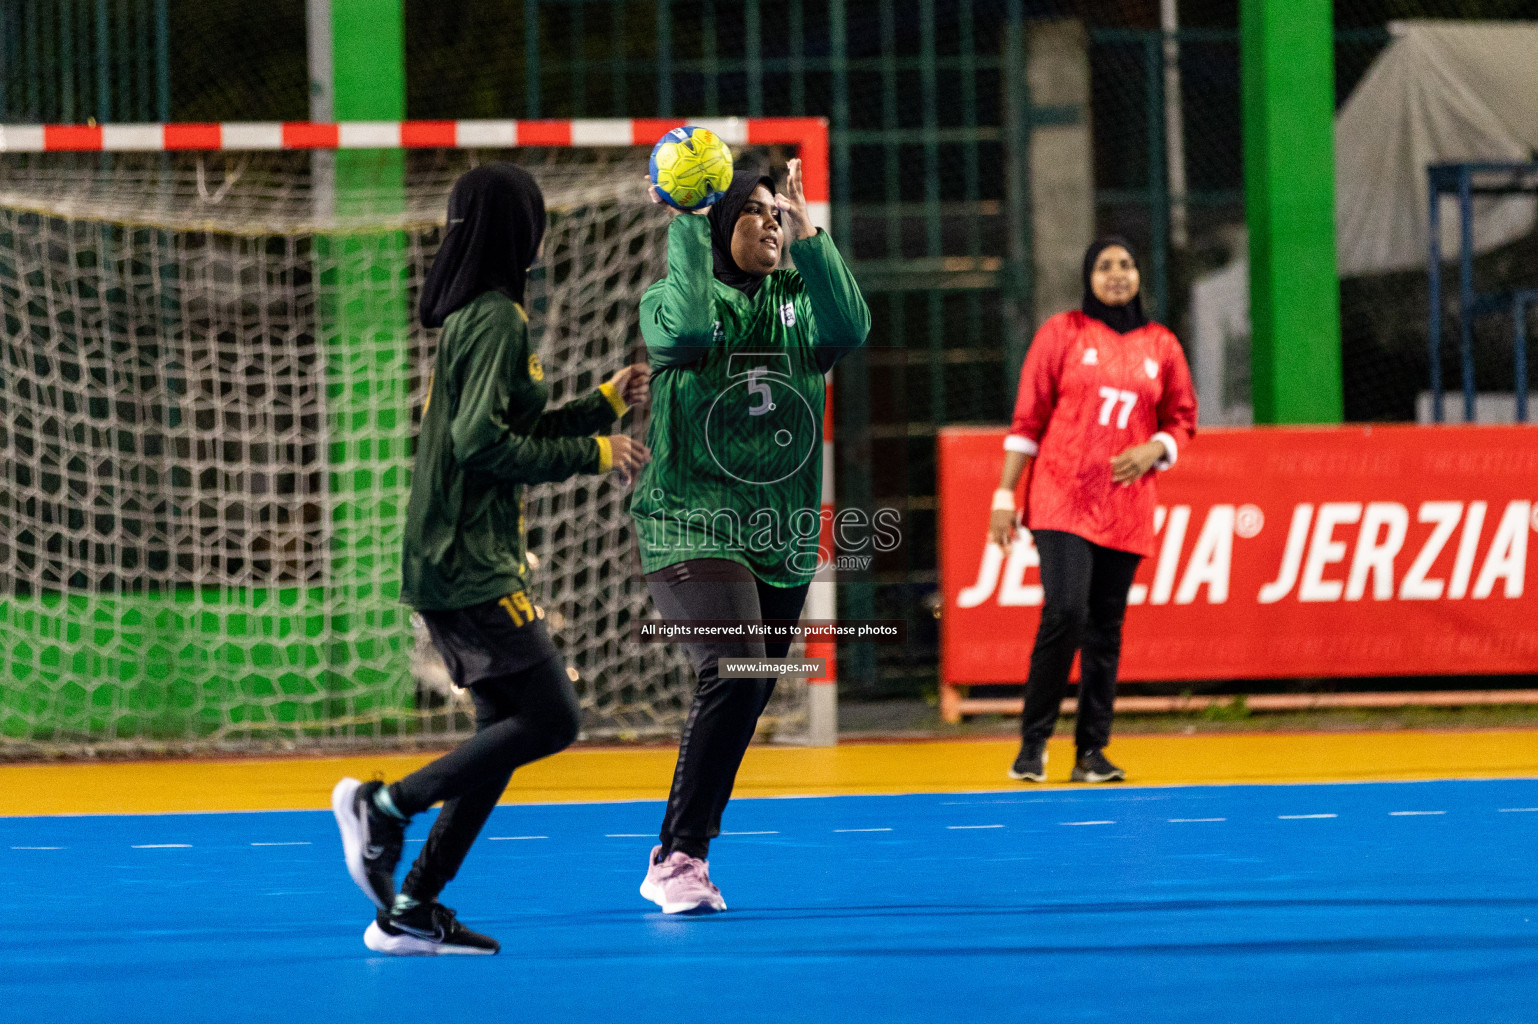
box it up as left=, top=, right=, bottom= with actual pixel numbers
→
left=1006, top=311, right=1197, bottom=557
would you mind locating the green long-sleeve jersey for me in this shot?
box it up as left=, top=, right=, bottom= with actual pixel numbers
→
left=402, top=290, right=626, bottom=610
left=630, top=214, right=871, bottom=586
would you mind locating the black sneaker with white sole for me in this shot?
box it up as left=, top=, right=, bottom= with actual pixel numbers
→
left=364, top=902, right=500, bottom=956
left=331, top=777, right=407, bottom=910
left=1007, top=744, right=1048, bottom=782
left=1071, top=749, right=1126, bottom=783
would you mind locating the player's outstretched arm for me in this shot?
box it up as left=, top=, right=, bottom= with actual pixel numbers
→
left=531, top=364, right=651, bottom=438
left=451, top=308, right=622, bottom=484
left=779, top=158, right=871, bottom=370
left=640, top=182, right=717, bottom=368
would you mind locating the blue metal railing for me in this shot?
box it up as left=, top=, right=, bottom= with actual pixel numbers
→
left=1426, top=162, right=1538, bottom=424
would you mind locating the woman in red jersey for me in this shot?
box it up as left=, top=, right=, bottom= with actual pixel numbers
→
left=988, top=237, right=1197, bottom=784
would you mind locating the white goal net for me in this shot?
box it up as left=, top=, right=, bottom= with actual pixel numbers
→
left=0, top=143, right=813, bottom=753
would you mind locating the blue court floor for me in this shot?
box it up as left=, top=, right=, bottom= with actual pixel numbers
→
left=3, top=778, right=1536, bottom=1023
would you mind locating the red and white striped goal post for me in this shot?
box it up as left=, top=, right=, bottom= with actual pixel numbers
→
left=0, top=117, right=830, bottom=229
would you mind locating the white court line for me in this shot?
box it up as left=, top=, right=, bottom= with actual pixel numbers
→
left=252, top=841, right=313, bottom=846
left=1389, top=811, right=1445, bottom=817
left=1278, top=814, right=1337, bottom=820
left=1168, top=818, right=1226, bottom=823
left=721, top=831, right=779, bottom=835
left=834, top=828, right=893, bottom=833
left=1498, top=808, right=1538, bottom=813
left=11, top=846, right=63, bottom=850
left=605, top=834, right=653, bottom=838
left=132, top=844, right=192, bottom=848
left=947, top=824, right=1004, bottom=830
left=488, top=836, right=548, bottom=841
left=1061, top=820, right=1115, bottom=826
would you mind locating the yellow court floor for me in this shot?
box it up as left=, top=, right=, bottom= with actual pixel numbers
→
left=3, top=729, right=1537, bottom=817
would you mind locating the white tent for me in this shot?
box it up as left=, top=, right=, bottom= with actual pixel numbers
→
left=1335, top=20, right=1538, bottom=277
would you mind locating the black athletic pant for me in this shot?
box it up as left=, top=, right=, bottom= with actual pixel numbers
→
left=1019, top=530, right=1142, bottom=753
left=387, top=655, right=580, bottom=902
left=647, top=558, right=811, bottom=861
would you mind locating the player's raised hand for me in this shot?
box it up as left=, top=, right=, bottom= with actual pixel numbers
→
left=605, top=363, right=652, bottom=409
left=645, top=177, right=709, bottom=214
left=774, top=158, right=817, bottom=241
left=605, top=434, right=651, bottom=487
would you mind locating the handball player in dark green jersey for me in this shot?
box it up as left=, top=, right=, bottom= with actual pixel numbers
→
left=331, top=163, right=650, bottom=954
left=634, top=158, right=870, bottom=913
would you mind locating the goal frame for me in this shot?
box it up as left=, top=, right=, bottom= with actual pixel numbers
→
left=0, top=116, right=839, bottom=747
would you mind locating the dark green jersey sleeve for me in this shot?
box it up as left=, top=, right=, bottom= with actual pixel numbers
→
left=788, top=228, right=871, bottom=372
left=640, top=213, right=717, bottom=368
left=449, top=304, right=603, bottom=483
left=530, top=384, right=626, bottom=439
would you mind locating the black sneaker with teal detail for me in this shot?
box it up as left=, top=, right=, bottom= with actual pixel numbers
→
left=1071, top=748, right=1126, bottom=783
left=1007, top=744, right=1048, bottom=782
left=364, top=901, right=501, bottom=956
left=331, top=777, right=407, bottom=910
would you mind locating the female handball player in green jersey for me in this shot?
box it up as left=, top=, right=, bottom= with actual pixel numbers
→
left=331, top=162, right=651, bottom=955
left=634, top=158, right=870, bottom=913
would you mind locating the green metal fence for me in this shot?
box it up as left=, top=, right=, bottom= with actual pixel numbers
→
left=0, top=0, right=169, bottom=122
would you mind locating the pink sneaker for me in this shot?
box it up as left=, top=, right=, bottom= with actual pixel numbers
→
left=639, top=845, right=727, bottom=914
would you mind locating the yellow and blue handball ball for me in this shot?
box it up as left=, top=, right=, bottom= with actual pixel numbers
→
left=649, top=126, right=734, bottom=211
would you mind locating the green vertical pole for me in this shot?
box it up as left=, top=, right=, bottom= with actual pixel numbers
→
left=701, top=0, right=717, bottom=115
left=657, top=0, right=671, bottom=117
left=828, top=0, right=872, bottom=690
left=40, top=0, right=55, bottom=120
left=153, top=0, right=167, bottom=120
left=524, top=0, right=540, bottom=117
left=95, top=0, right=108, bottom=122
left=745, top=0, right=762, bottom=117
left=76, top=0, right=88, bottom=120
left=115, top=0, right=130, bottom=119
left=1241, top=0, right=1342, bottom=424
left=134, top=0, right=146, bottom=118
left=959, top=0, right=982, bottom=372
left=26, top=0, right=40, bottom=119
left=880, top=4, right=898, bottom=262
left=1144, top=33, right=1168, bottom=322
left=788, top=0, right=804, bottom=113
left=570, top=1, right=585, bottom=114
left=920, top=0, right=943, bottom=426
left=1002, top=0, right=1032, bottom=409
left=0, top=5, right=10, bottom=118
left=830, top=0, right=848, bottom=242
left=319, top=0, right=413, bottom=732
left=609, top=1, right=626, bottom=113
left=58, top=0, right=72, bottom=121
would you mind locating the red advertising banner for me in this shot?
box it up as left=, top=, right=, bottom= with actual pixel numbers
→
left=939, top=425, right=1538, bottom=682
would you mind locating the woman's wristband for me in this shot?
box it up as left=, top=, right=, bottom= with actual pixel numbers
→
left=598, top=380, right=629, bottom=418
left=991, top=488, right=1017, bottom=512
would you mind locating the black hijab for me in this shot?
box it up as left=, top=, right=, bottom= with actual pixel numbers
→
left=707, top=171, right=779, bottom=298
left=1081, top=236, right=1149, bottom=335
left=420, top=163, right=546, bottom=328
